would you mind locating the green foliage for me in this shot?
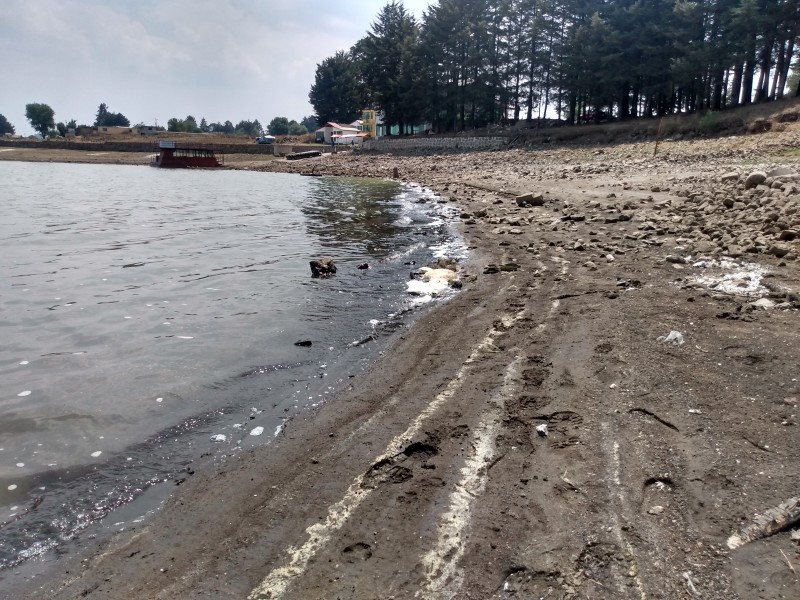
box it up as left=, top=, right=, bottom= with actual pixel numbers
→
left=25, top=103, right=55, bottom=137
left=56, top=122, right=67, bottom=137
left=300, top=115, right=318, bottom=132
left=698, top=110, right=721, bottom=132
left=288, top=120, right=308, bottom=135
left=268, top=117, right=290, bottom=135
left=235, top=119, right=262, bottom=136
left=208, top=120, right=235, bottom=134
left=94, top=103, right=130, bottom=127
left=311, top=0, right=800, bottom=133
left=309, top=50, right=364, bottom=124
left=355, top=1, right=417, bottom=131
left=166, top=116, right=202, bottom=133
left=0, top=114, right=15, bottom=135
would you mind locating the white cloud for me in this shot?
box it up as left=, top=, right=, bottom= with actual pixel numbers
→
left=1, top=0, right=433, bottom=135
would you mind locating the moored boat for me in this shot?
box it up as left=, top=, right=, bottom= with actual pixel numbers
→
left=151, top=141, right=223, bottom=168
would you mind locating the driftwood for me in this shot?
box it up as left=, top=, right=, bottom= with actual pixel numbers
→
left=727, top=496, right=800, bottom=549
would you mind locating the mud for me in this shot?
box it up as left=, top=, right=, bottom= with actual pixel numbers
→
left=5, top=121, right=800, bottom=599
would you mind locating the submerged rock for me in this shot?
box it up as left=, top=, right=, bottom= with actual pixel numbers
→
left=310, top=256, right=337, bottom=277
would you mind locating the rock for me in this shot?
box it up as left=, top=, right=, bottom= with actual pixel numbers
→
left=751, top=298, right=776, bottom=310
left=584, top=261, right=598, bottom=270
left=665, top=255, right=686, bottom=264
left=515, top=193, right=545, bottom=207
left=294, top=340, right=313, bottom=347
left=648, top=506, right=665, bottom=516
left=418, top=267, right=459, bottom=284
left=779, top=230, right=797, bottom=241
left=768, top=244, right=791, bottom=258
left=436, top=257, right=458, bottom=271
left=658, top=330, right=685, bottom=345
left=536, top=424, right=548, bottom=437
left=721, top=171, right=739, bottom=182
left=357, top=263, right=369, bottom=270
left=483, top=264, right=500, bottom=274
left=310, top=256, right=337, bottom=277
left=744, top=171, right=767, bottom=190
left=767, top=166, right=794, bottom=178
left=727, top=245, right=744, bottom=258
left=392, top=166, right=400, bottom=178
left=500, top=263, right=520, bottom=272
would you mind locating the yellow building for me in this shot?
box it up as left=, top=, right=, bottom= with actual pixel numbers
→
left=361, top=109, right=378, bottom=138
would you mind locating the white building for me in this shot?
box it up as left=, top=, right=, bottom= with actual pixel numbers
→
left=314, top=122, right=360, bottom=144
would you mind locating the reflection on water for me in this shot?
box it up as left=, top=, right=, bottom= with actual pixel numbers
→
left=0, top=162, right=463, bottom=569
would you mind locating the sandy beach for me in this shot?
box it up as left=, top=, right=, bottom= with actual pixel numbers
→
left=4, top=110, right=800, bottom=599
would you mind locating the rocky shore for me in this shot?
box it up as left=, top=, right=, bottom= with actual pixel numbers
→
left=7, top=121, right=800, bottom=599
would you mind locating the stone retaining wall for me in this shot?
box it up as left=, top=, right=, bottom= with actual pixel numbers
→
left=363, top=136, right=508, bottom=152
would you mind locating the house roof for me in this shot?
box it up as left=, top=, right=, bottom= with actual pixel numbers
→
left=318, top=122, right=359, bottom=131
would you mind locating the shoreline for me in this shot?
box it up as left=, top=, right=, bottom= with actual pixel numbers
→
left=6, top=129, right=800, bottom=599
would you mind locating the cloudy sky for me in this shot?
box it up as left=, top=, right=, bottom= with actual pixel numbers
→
left=1, top=0, right=432, bottom=135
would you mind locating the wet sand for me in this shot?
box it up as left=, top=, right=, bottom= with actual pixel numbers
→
left=5, top=121, right=800, bottom=599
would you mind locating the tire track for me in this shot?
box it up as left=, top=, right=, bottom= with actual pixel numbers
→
left=248, top=309, right=527, bottom=600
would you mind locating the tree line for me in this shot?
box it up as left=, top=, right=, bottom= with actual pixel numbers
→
left=309, top=0, right=800, bottom=133
left=0, top=102, right=316, bottom=138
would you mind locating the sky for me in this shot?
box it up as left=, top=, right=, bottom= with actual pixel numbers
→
left=1, top=0, right=433, bottom=136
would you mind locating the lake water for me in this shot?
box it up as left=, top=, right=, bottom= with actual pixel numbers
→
left=0, top=161, right=463, bottom=569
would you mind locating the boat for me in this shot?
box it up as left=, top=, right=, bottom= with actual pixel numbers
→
left=150, top=141, right=223, bottom=168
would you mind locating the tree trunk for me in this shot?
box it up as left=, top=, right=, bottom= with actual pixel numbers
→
left=619, top=82, right=630, bottom=119
left=712, top=71, right=724, bottom=111
left=568, top=92, right=577, bottom=125
left=741, top=56, right=756, bottom=105
left=755, top=37, right=774, bottom=102
left=778, top=38, right=795, bottom=98
left=730, top=63, right=743, bottom=106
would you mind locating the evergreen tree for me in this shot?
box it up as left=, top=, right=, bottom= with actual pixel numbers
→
left=309, top=51, right=364, bottom=124
left=357, top=1, right=418, bottom=132
left=0, top=113, right=15, bottom=135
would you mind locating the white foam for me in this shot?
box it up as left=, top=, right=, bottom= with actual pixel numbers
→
left=177, top=336, right=193, bottom=339
left=91, top=451, right=102, bottom=458
left=16, top=463, right=24, bottom=467
left=156, top=397, right=163, bottom=403
left=19, top=360, right=29, bottom=365
left=250, top=426, right=264, bottom=436
left=690, top=259, right=770, bottom=297
left=17, top=390, right=31, bottom=397
left=210, top=434, right=226, bottom=442
left=7, top=484, right=17, bottom=490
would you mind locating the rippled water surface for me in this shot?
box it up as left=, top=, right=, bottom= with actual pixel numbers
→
left=0, top=161, right=463, bottom=568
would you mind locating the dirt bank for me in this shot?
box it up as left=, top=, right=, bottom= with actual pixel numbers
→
left=6, top=124, right=800, bottom=599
